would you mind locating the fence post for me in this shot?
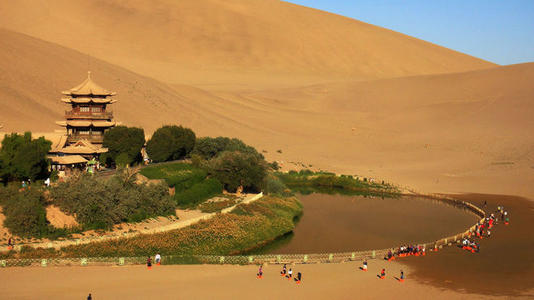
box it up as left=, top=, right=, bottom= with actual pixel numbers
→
left=276, top=255, right=281, bottom=264
left=119, top=257, right=125, bottom=266
left=303, top=255, right=308, bottom=263
left=372, top=251, right=376, bottom=259
left=328, top=254, right=333, bottom=262
left=0, top=260, right=6, bottom=267
left=219, top=256, right=225, bottom=264
left=351, top=253, right=355, bottom=260
left=248, top=256, right=254, bottom=264
left=81, top=258, right=88, bottom=266
left=41, top=259, right=47, bottom=267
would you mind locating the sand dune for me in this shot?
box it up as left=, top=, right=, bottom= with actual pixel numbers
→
left=0, top=0, right=495, bottom=90
left=1, top=28, right=533, bottom=198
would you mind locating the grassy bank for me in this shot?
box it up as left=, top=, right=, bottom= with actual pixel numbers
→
left=1, top=196, right=302, bottom=259
left=139, top=162, right=223, bottom=208
left=276, top=170, right=400, bottom=196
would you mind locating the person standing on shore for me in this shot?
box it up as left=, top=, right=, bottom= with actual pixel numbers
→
left=155, top=253, right=161, bottom=265
left=146, top=256, right=152, bottom=269
left=380, top=268, right=386, bottom=279
left=257, top=265, right=263, bottom=278
left=362, top=260, right=368, bottom=271
left=400, top=270, right=405, bottom=282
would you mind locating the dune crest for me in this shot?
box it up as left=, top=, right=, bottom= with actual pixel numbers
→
left=0, top=0, right=495, bottom=89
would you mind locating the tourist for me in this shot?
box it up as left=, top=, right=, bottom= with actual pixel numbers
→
left=281, top=264, right=287, bottom=276
left=294, top=272, right=302, bottom=283
left=155, top=253, right=161, bottom=265
left=21, top=181, right=26, bottom=188
left=257, top=265, right=263, bottom=278
left=87, top=293, right=92, bottom=300
left=146, top=256, right=152, bottom=269
left=362, top=260, right=368, bottom=271
left=487, top=230, right=491, bottom=238
left=400, top=270, right=405, bottom=282
left=380, top=268, right=386, bottom=279
left=287, top=268, right=293, bottom=279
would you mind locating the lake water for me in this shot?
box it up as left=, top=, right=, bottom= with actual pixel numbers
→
left=251, top=193, right=479, bottom=254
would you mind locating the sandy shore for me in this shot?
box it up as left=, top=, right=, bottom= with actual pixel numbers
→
left=0, top=262, right=510, bottom=300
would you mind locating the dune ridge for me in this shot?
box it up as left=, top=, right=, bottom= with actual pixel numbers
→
left=0, top=0, right=495, bottom=89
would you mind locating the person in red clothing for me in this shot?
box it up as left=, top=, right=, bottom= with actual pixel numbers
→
left=380, top=268, right=386, bottom=279
left=146, top=256, right=152, bottom=269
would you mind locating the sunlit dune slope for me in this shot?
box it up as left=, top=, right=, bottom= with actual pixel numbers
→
left=0, top=0, right=495, bottom=89
left=0, top=29, right=237, bottom=136
left=1, top=28, right=533, bottom=198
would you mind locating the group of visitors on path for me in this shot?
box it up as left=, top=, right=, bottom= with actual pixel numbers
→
left=255, top=264, right=303, bottom=284
left=462, top=205, right=510, bottom=253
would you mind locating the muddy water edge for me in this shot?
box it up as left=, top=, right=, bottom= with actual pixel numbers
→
left=402, top=193, right=534, bottom=297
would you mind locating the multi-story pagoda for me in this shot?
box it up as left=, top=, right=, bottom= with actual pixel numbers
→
left=56, top=71, right=117, bottom=145
left=49, top=72, right=118, bottom=174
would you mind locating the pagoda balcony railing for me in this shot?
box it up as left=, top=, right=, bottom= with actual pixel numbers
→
left=65, top=110, right=113, bottom=119
left=67, top=134, right=104, bottom=144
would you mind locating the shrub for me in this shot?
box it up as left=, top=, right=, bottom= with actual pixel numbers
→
left=50, top=171, right=175, bottom=229
left=146, top=125, right=196, bottom=162
left=102, top=126, right=145, bottom=167
left=205, top=151, right=268, bottom=193
left=193, top=137, right=263, bottom=160
left=0, top=186, right=49, bottom=238
left=262, top=173, right=288, bottom=196
left=0, top=132, right=51, bottom=182
left=174, top=178, right=223, bottom=208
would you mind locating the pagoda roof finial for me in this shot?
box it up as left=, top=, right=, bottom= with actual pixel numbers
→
left=87, top=71, right=91, bottom=79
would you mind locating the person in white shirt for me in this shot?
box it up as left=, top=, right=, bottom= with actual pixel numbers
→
left=155, top=253, right=161, bottom=265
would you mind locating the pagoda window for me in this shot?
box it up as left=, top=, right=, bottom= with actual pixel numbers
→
left=91, top=106, right=102, bottom=112
left=80, top=106, right=90, bottom=113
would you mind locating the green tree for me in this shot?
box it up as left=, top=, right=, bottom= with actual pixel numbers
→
left=102, top=126, right=145, bottom=167
left=206, top=151, right=267, bottom=193
left=0, top=132, right=51, bottom=182
left=146, top=125, right=196, bottom=162
left=1, top=186, right=49, bottom=237
left=193, top=136, right=263, bottom=160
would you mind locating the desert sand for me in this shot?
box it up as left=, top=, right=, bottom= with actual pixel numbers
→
left=0, top=0, right=533, bottom=298
left=0, top=262, right=511, bottom=300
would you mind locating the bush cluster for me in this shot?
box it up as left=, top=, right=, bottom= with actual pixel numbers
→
left=0, top=186, right=49, bottom=237
left=101, top=126, right=145, bottom=167
left=146, top=125, right=195, bottom=162
left=193, top=137, right=264, bottom=160
left=50, top=171, right=175, bottom=229
left=0, top=132, right=51, bottom=182
left=205, top=151, right=268, bottom=193
left=276, top=170, right=399, bottom=196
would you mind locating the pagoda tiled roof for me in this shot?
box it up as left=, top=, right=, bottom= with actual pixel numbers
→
left=55, top=121, right=117, bottom=127
left=62, top=71, right=116, bottom=97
